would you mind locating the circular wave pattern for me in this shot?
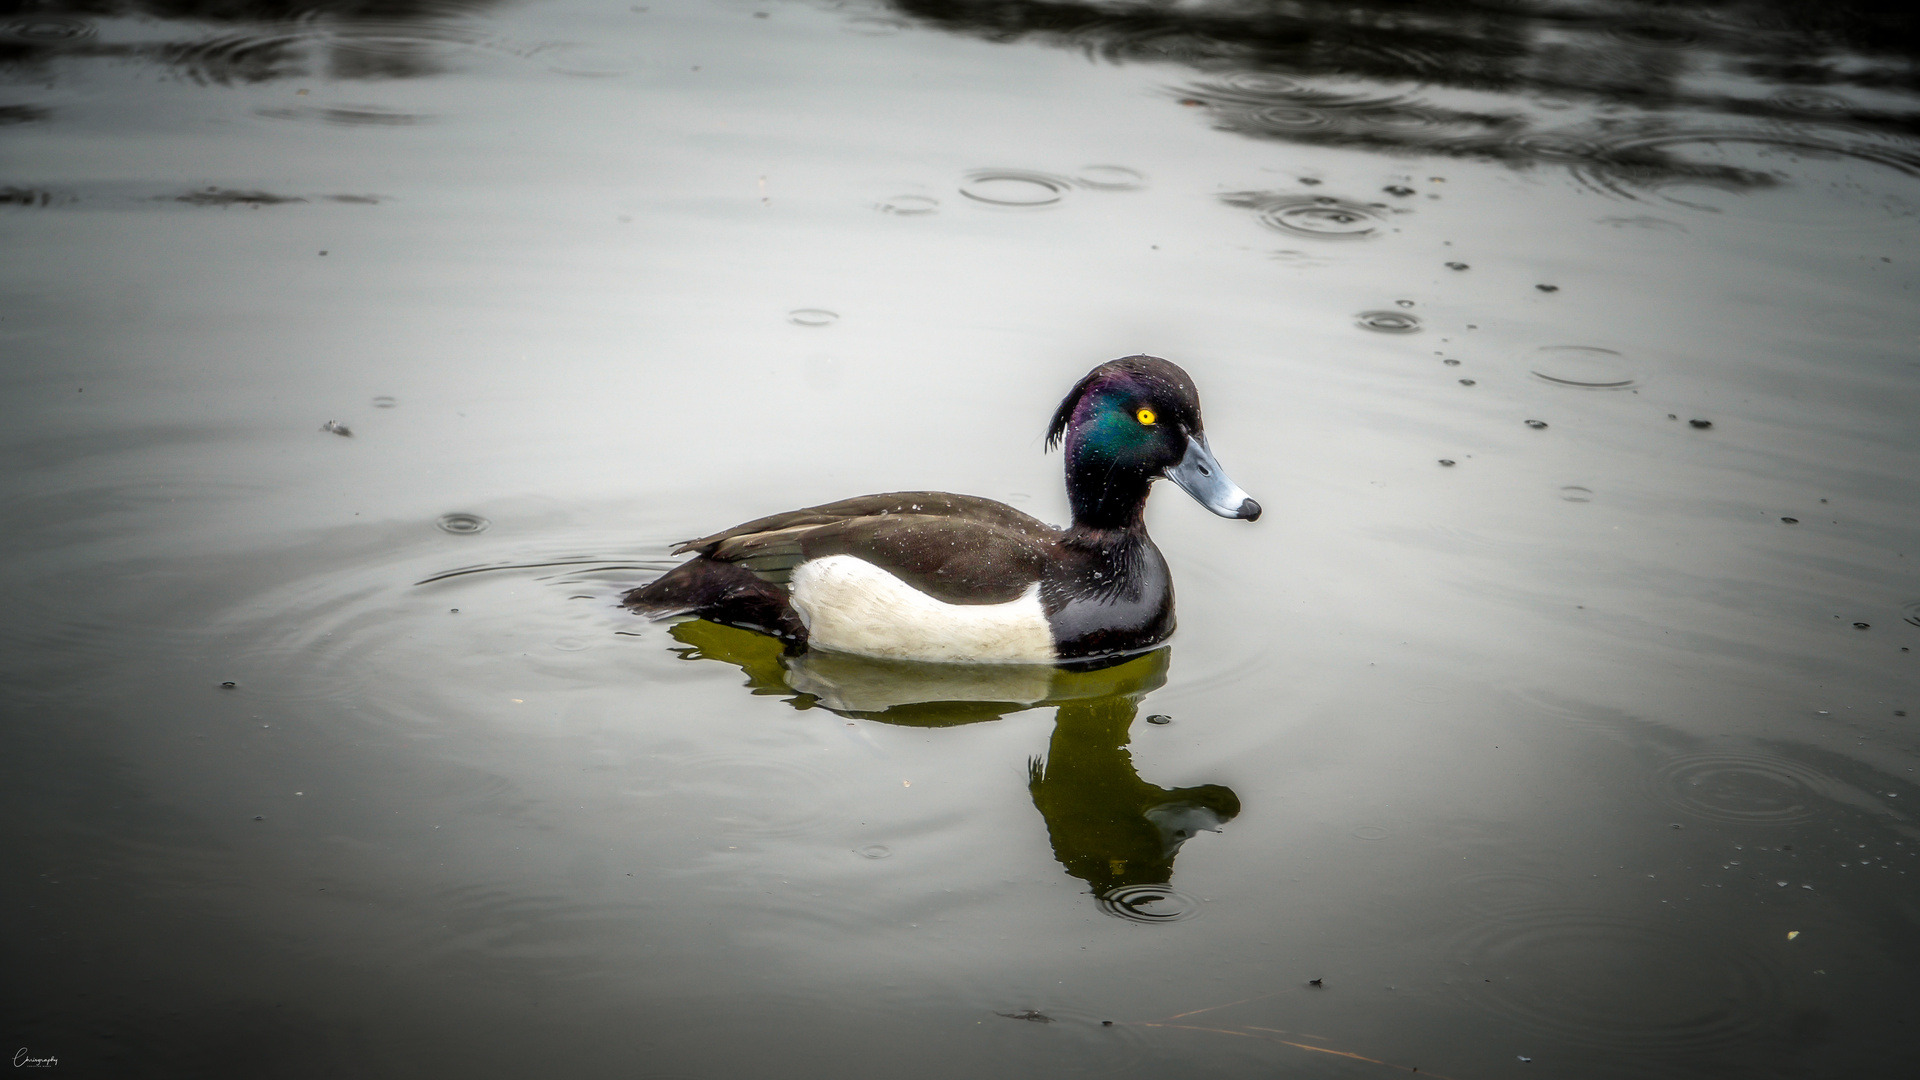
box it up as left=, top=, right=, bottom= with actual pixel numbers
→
left=163, top=17, right=545, bottom=87
left=959, top=170, right=1074, bottom=207
left=1356, top=310, right=1421, bottom=333
left=1443, top=903, right=1789, bottom=1045
left=436, top=513, right=491, bottom=535
left=1767, top=89, right=1856, bottom=115
left=873, top=194, right=938, bottom=215
left=1248, top=195, right=1388, bottom=239
left=1647, top=751, right=1840, bottom=825
left=1096, top=883, right=1200, bottom=923
left=1569, top=130, right=1920, bottom=208
left=669, top=753, right=847, bottom=839
left=163, top=28, right=314, bottom=86
left=2, top=16, right=95, bottom=42
left=1448, top=868, right=1575, bottom=919
left=787, top=308, right=839, bottom=327
left=1505, top=130, right=1608, bottom=163
left=1074, top=165, right=1146, bottom=190
left=1528, top=345, right=1642, bottom=390
left=1447, top=909, right=1788, bottom=1053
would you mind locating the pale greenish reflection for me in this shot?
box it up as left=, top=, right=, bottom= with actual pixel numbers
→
left=669, top=621, right=1240, bottom=902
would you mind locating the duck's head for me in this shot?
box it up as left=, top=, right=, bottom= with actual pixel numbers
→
left=1046, top=355, right=1261, bottom=530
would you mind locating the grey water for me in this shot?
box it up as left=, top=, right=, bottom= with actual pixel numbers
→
left=3, top=0, right=1917, bottom=1075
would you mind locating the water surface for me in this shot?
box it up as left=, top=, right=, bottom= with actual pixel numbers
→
left=3, top=0, right=1917, bottom=1076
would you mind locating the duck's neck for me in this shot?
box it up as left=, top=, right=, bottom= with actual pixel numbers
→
left=1065, top=456, right=1155, bottom=532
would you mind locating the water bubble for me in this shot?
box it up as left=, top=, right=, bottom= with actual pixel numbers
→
left=857, top=845, right=891, bottom=859
left=1383, top=185, right=1415, bottom=196
left=959, top=169, right=1072, bottom=208
left=371, top=395, right=397, bottom=408
left=1528, top=345, right=1641, bottom=390
left=1096, top=883, right=1200, bottom=923
left=1145, top=714, right=1172, bottom=725
left=1395, top=299, right=1415, bottom=308
left=1446, top=261, right=1469, bottom=270
left=787, top=308, right=838, bottom=327
left=1536, top=284, right=1560, bottom=292
left=1459, top=378, right=1476, bottom=386
left=1782, top=517, right=1799, bottom=524
left=1443, top=358, right=1461, bottom=366
left=1525, top=419, right=1549, bottom=429
left=1439, top=459, right=1456, bottom=466
left=1074, top=165, right=1146, bottom=190
left=874, top=194, right=938, bottom=215
left=1356, top=310, right=1421, bottom=333
left=1233, top=194, right=1389, bottom=239
left=1689, top=419, right=1713, bottom=429
left=1560, top=487, right=1594, bottom=502
left=1853, top=622, right=1871, bottom=630
left=1351, top=825, right=1389, bottom=841
left=436, top=513, right=490, bottom=535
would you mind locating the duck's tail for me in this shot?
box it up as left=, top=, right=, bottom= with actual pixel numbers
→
left=622, top=557, right=809, bottom=644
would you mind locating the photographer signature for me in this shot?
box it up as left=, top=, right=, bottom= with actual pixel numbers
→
left=13, top=1048, right=57, bottom=1068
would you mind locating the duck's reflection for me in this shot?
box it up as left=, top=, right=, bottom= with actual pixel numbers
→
left=667, top=621, right=1239, bottom=913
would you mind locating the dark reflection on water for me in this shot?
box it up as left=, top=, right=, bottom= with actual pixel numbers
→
left=669, top=622, right=1240, bottom=917
left=1, top=0, right=512, bottom=87
left=875, top=0, right=1920, bottom=190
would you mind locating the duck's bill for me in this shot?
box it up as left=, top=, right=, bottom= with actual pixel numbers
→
left=1166, top=433, right=1261, bottom=521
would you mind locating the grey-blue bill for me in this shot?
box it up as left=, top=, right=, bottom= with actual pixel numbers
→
left=1166, top=433, right=1260, bottom=520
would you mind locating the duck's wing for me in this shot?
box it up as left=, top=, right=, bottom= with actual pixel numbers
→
left=681, top=494, right=1058, bottom=605
left=673, top=492, right=1053, bottom=555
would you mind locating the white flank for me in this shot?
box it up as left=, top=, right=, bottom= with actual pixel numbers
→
left=789, top=555, right=1055, bottom=664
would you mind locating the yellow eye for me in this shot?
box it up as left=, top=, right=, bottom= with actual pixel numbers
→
left=1136, top=407, right=1157, bottom=426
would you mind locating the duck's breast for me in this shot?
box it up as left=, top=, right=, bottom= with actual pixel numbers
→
left=790, top=555, right=1055, bottom=663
